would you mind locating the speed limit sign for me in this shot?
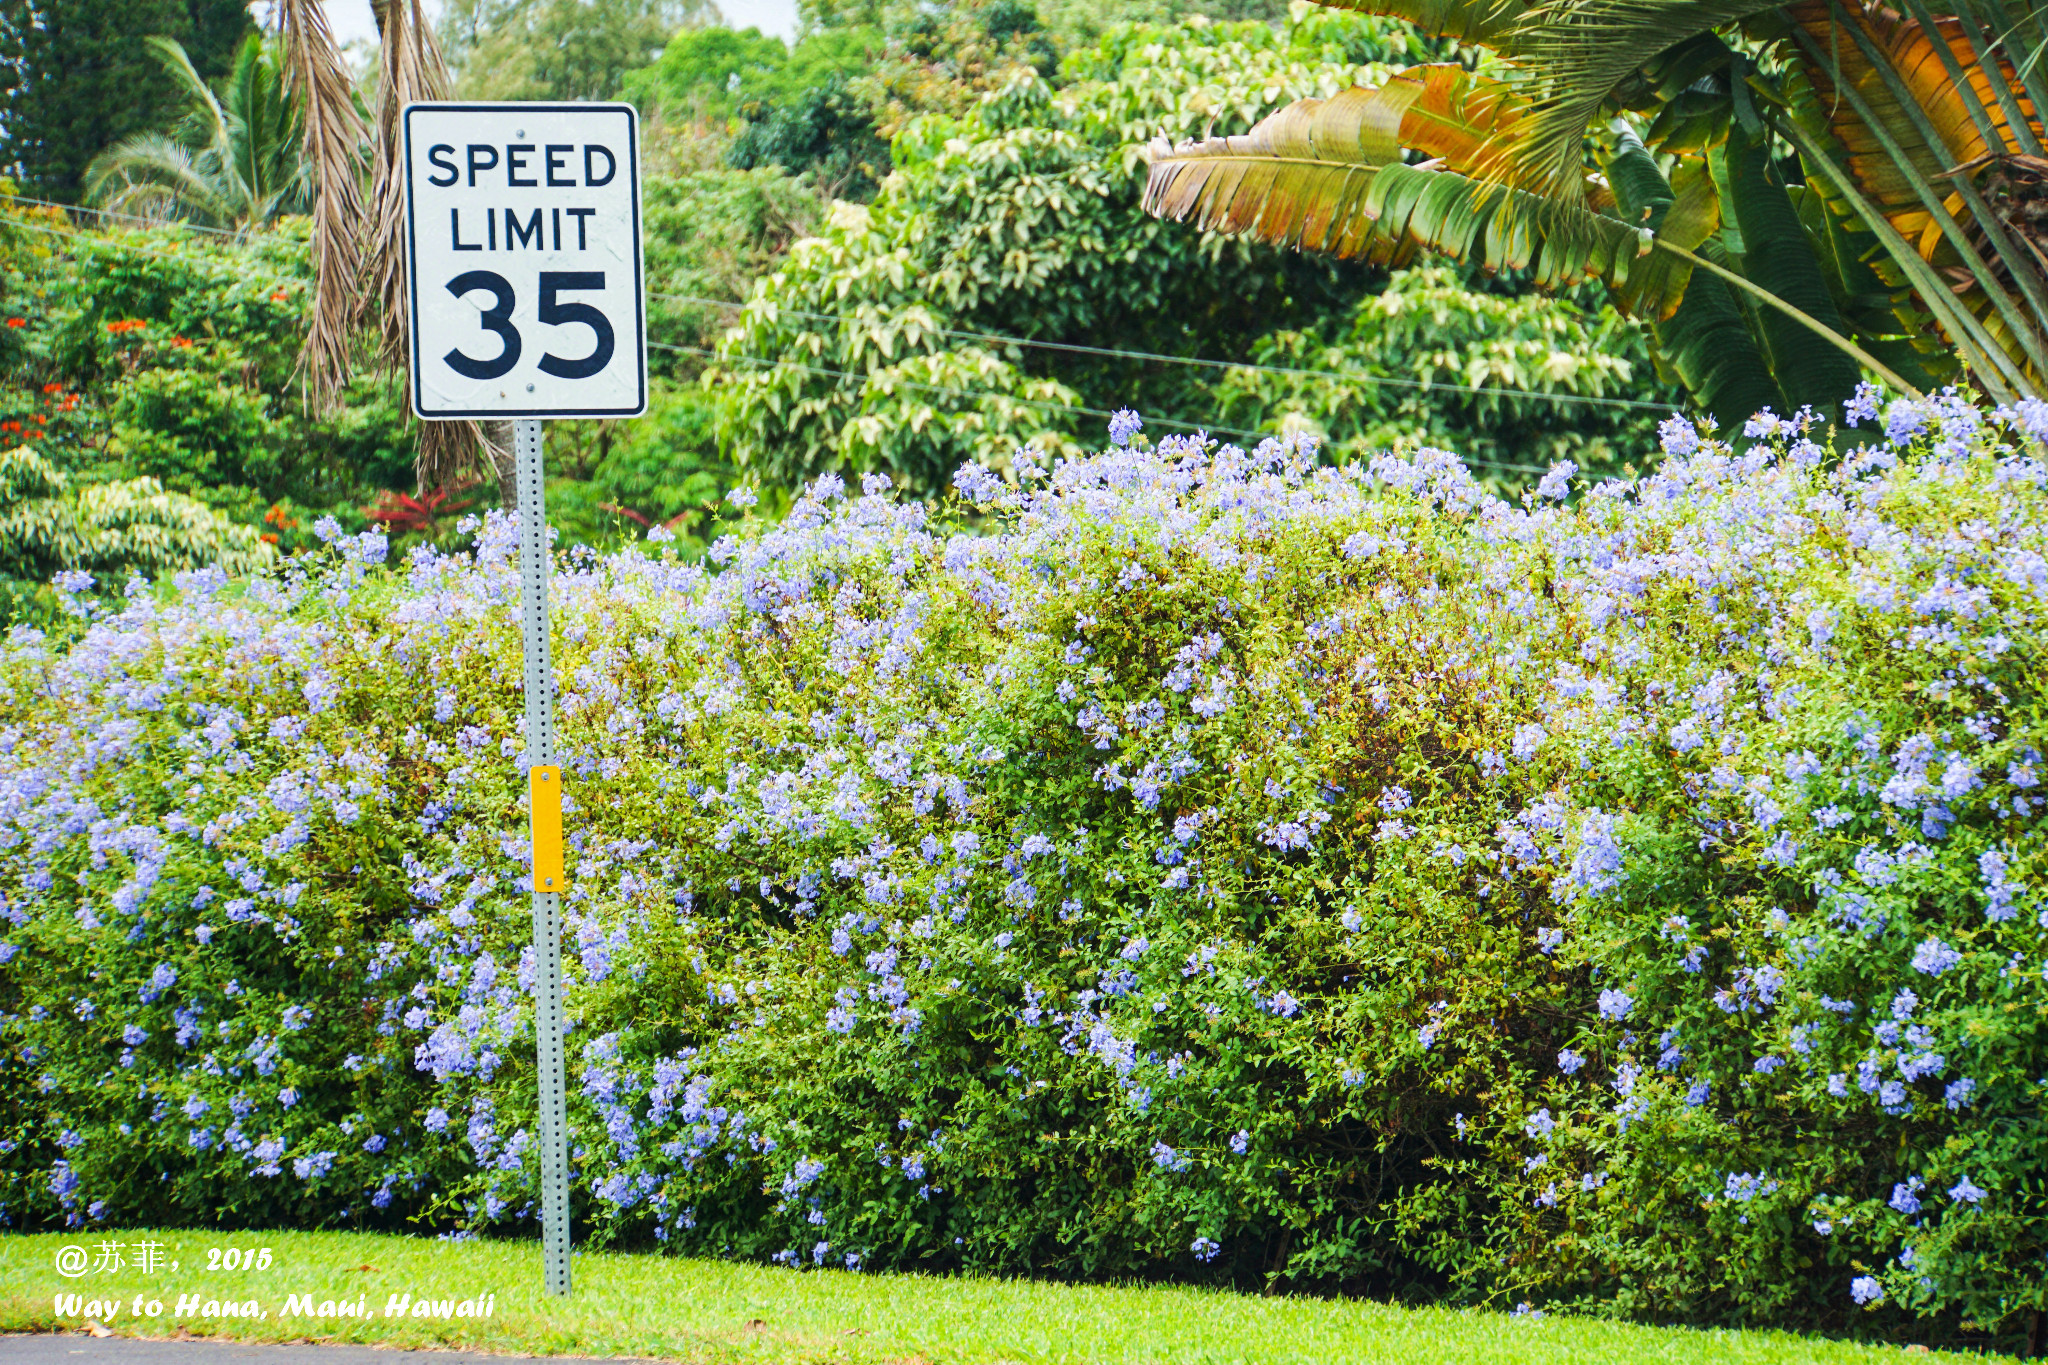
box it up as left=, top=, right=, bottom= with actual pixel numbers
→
left=402, top=102, right=647, bottom=417
left=400, top=102, right=649, bottom=1303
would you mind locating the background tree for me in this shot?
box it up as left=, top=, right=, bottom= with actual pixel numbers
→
left=711, top=8, right=1674, bottom=494
left=441, top=0, right=720, bottom=102
left=0, top=0, right=255, bottom=203
left=84, top=36, right=309, bottom=232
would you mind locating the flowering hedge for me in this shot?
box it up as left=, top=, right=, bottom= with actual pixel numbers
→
left=0, top=393, right=2044, bottom=1343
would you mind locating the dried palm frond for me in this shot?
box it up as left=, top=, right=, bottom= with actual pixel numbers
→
left=369, top=0, right=450, bottom=369
left=367, top=0, right=477, bottom=489
left=278, top=0, right=370, bottom=408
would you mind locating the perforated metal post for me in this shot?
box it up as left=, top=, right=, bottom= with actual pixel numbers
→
left=515, top=417, right=572, bottom=1298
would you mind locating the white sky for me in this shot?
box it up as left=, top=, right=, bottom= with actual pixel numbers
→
left=274, top=0, right=801, bottom=54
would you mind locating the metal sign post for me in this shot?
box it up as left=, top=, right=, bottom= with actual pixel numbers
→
left=515, top=417, right=570, bottom=1296
left=401, top=100, right=648, bottom=1299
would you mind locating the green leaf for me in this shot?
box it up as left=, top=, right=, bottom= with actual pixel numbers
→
left=1714, top=124, right=1863, bottom=418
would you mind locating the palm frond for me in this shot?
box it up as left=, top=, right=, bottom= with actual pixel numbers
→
left=1144, top=67, right=1652, bottom=291
left=367, top=0, right=473, bottom=491
left=1716, top=123, right=1864, bottom=416
left=1605, top=136, right=1718, bottom=319
left=84, top=134, right=239, bottom=227
left=142, top=36, right=232, bottom=154
left=1781, top=0, right=2048, bottom=394
left=1503, top=0, right=1781, bottom=200
left=1143, top=88, right=1405, bottom=260
left=280, top=0, right=370, bottom=409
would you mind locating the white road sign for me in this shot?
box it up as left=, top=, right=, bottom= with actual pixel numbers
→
left=403, top=103, right=647, bottom=419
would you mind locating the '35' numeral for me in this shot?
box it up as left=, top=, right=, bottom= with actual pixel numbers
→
left=442, top=272, right=615, bottom=382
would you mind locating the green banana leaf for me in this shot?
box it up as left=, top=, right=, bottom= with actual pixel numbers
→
left=1714, top=124, right=1864, bottom=418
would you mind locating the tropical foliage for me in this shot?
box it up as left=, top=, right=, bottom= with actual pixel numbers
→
left=85, top=35, right=309, bottom=232
left=0, top=208, right=413, bottom=593
left=712, top=9, right=1674, bottom=495
left=1141, top=0, right=2048, bottom=431
left=440, top=0, right=715, bottom=103
left=0, top=0, right=256, bottom=202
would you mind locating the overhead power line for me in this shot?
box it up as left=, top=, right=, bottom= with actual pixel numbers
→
left=653, top=289, right=1678, bottom=415
left=2, top=192, right=1676, bottom=420
left=0, top=208, right=1645, bottom=471
left=664, top=339, right=1557, bottom=474
left=0, top=192, right=248, bottom=238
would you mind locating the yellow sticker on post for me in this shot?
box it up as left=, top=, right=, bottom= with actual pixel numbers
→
left=530, top=765, right=565, bottom=893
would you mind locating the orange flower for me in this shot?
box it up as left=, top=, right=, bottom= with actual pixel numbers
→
left=1, top=421, right=19, bottom=433
left=31, top=414, right=45, bottom=424
left=5, top=318, right=24, bottom=328
left=103, top=319, right=146, bottom=336
left=260, top=532, right=280, bottom=545
left=41, top=382, right=61, bottom=394
left=170, top=336, right=192, bottom=348
left=269, top=292, right=288, bottom=303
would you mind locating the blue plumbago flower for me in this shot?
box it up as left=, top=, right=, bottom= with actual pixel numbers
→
left=5, top=402, right=2047, bottom=1312
left=1107, top=410, right=1143, bottom=448
left=1723, top=1172, right=1778, bottom=1202
left=1534, top=461, right=1577, bottom=501
left=1190, top=1237, right=1220, bottom=1262
left=292, top=1150, right=335, bottom=1180
left=1911, top=938, right=1963, bottom=975
left=1658, top=414, right=1702, bottom=455
left=1851, top=1275, right=1884, bottom=1306
left=1150, top=1141, right=1190, bottom=1172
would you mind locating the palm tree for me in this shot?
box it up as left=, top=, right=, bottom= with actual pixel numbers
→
left=85, top=34, right=310, bottom=232
left=1142, top=1, right=2048, bottom=429
left=81, top=1, right=467, bottom=481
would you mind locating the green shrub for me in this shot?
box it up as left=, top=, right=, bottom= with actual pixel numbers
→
left=0, top=442, right=271, bottom=610
left=0, top=398, right=2043, bottom=1351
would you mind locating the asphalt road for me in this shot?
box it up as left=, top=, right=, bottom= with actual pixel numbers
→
left=0, top=1338, right=667, bottom=1365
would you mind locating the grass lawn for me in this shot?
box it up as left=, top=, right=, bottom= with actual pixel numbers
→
left=0, top=1230, right=1989, bottom=1363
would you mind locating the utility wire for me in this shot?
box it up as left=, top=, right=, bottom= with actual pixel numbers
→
left=654, top=289, right=1679, bottom=414
left=0, top=192, right=249, bottom=239
left=2, top=192, right=1677, bottom=419
left=661, top=340, right=1269, bottom=445
left=662, top=339, right=1558, bottom=476
left=0, top=210, right=1616, bottom=472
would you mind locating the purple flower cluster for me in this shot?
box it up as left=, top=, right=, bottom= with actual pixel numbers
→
left=0, top=398, right=2041, bottom=1322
